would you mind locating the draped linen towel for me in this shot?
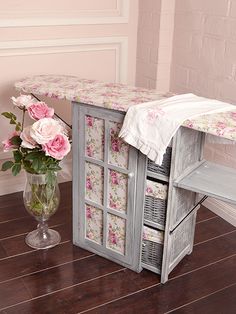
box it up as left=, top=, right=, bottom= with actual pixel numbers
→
left=119, top=94, right=235, bottom=165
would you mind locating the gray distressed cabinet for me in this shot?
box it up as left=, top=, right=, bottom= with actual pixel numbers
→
left=72, top=101, right=236, bottom=283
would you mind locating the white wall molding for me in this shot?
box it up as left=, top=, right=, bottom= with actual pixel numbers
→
left=0, top=0, right=129, bottom=27
left=0, top=37, right=128, bottom=84
left=203, top=197, right=236, bottom=227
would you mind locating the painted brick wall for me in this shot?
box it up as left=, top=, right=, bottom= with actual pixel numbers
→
left=170, top=0, right=236, bottom=169
left=136, top=0, right=162, bottom=89
left=136, top=0, right=175, bottom=91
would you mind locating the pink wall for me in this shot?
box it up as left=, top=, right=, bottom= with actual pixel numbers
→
left=0, top=0, right=139, bottom=160
left=170, top=0, right=236, bottom=168
left=136, top=0, right=175, bottom=91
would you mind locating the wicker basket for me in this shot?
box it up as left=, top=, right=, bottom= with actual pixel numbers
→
left=147, top=146, right=172, bottom=176
left=144, top=180, right=168, bottom=228
left=142, top=226, right=164, bottom=271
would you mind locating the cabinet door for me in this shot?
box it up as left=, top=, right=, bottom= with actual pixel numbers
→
left=73, top=103, right=141, bottom=269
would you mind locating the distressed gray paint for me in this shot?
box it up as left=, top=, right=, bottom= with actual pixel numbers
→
left=72, top=102, right=143, bottom=271
left=72, top=102, right=234, bottom=284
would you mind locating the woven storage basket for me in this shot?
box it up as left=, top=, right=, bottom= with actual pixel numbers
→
left=144, top=180, right=168, bottom=228
left=142, top=226, right=164, bottom=271
left=147, top=146, right=172, bottom=176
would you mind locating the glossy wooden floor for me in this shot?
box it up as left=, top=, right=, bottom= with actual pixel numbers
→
left=0, top=182, right=236, bottom=314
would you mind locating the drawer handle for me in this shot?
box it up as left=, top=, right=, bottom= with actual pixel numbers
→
left=128, top=172, right=134, bottom=179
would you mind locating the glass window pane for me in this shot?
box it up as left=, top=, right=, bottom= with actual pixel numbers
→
left=107, top=213, right=126, bottom=255
left=85, top=115, right=104, bottom=161
left=108, top=169, right=128, bottom=213
left=109, top=121, right=129, bottom=169
left=85, top=162, right=104, bottom=205
left=86, top=204, right=103, bottom=245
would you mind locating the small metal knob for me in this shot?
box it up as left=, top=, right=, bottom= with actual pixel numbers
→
left=128, top=172, right=134, bottom=179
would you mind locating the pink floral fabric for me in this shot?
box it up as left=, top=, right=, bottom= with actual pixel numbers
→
left=183, top=111, right=236, bottom=141
left=15, top=75, right=236, bottom=141
left=85, top=162, right=104, bottom=205
left=107, top=213, right=126, bottom=255
left=15, top=75, right=171, bottom=112
left=109, top=121, right=129, bottom=169
left=86, top=204, right=103, bottom=244
left=146, top=179, right=168, bottom=200
left=109, top=170, right=127, bottom=213
left=143, top=226, right=164, bottom=244
left=85, top=115, right=104, bottom=160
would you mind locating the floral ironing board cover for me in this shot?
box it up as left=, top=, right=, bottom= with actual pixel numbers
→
left=15, top=75, right=236, bottom=141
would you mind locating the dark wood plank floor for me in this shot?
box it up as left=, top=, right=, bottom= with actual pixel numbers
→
left=0, top=182, right=236, bottom=314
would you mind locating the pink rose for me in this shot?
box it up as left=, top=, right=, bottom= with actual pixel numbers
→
left=30, top=118, right=62, bottom=144
left=108, top=227, right=117, bottom=244
left=11, top=95, right=34, bottom=109
left=86, top=207, right=92, bottom=219
left=86, top=146, right=93, bottom=157
left=217, top=122, right=226, bottom=129
left=27, top=102, right=54, bottom=121
left=109, top=194, right=117, bottom=209
left=185, top=119, right=194, bottom=128
left=110, top=170, right=119, bottom=185
left=42, top=133, right=71, bottom=160
left=86, top=116, right=94, bottom=127
left=2, top=131, right=20, bottom=152
left=20, top=126, right=37, bottom=149
left=111, top=138, right=120, bottom=152
left=146, top=187, right=153, bottom=194
left=86, top=178, right=92, bottom=190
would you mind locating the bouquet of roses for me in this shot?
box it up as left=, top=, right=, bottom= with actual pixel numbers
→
left=1, top=95, right=71, bottom=181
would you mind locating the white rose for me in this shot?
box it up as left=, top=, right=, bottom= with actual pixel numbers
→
left=20, top=126, right=37, bottom=149
left=30, top=118, right=63, bottom=145
left=11, top=95, right=34, bottom=109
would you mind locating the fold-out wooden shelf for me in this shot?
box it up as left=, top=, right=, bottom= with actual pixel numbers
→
left=174, top=161, right=236, bottom=205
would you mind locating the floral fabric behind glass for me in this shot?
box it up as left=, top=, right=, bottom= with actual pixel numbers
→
left=85, top=115, right=104, bottom=160
left=109, top=170, right=127, bottom=213
left=109, top=121, right=129, bottom=169
left=145, top=179, right=168, bottom=200
left=107, top=213, right=126, bottom=255
left=86, top=204, right=103, bottom=244
left=143, top=226, right=164, bottom=244
left=85, top=162, right=104, bottom=205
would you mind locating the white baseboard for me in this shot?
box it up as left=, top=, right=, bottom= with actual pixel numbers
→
left=0, top=157, right=72, bottom=196
left=203, top=198, right=236, bottom=227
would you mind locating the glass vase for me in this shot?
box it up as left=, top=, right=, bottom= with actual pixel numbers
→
left=23, top=172, right=61, bottom=249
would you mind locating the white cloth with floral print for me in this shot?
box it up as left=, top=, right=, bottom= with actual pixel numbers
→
left=119, top=93, right=235, bottom=165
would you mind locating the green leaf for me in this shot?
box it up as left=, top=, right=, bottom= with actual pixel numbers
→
left=13, top=151, right=22, bottom=162
left=1, top=112, right=12, bottom=119
left=22, top=159, right=34, bottom=174
left=15, top=123, right=21, bottom=131
left=46, top=171, right=56, bottom=186
left=1, top=161, right=14, bottom=171
left=12, top=163, right=21, bottom=176
left=25, top=152, right=42, bottom=161
left=11, top=136, right=22, bottom=146
left=32, top=159, right=40, bottom=172
left=48, top=164, right=61, bottom=171
left=10, top=119, right=16, bottom=125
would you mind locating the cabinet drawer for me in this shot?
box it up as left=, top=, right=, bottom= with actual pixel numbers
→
left=144, top=179, right=168, bottom=230
left=147, top=147, right=172, bottom=178
left=141, top=226, right=164, bottom=274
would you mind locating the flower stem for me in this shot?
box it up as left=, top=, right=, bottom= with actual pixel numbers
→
left=21, top=108, right=26, bottom=131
